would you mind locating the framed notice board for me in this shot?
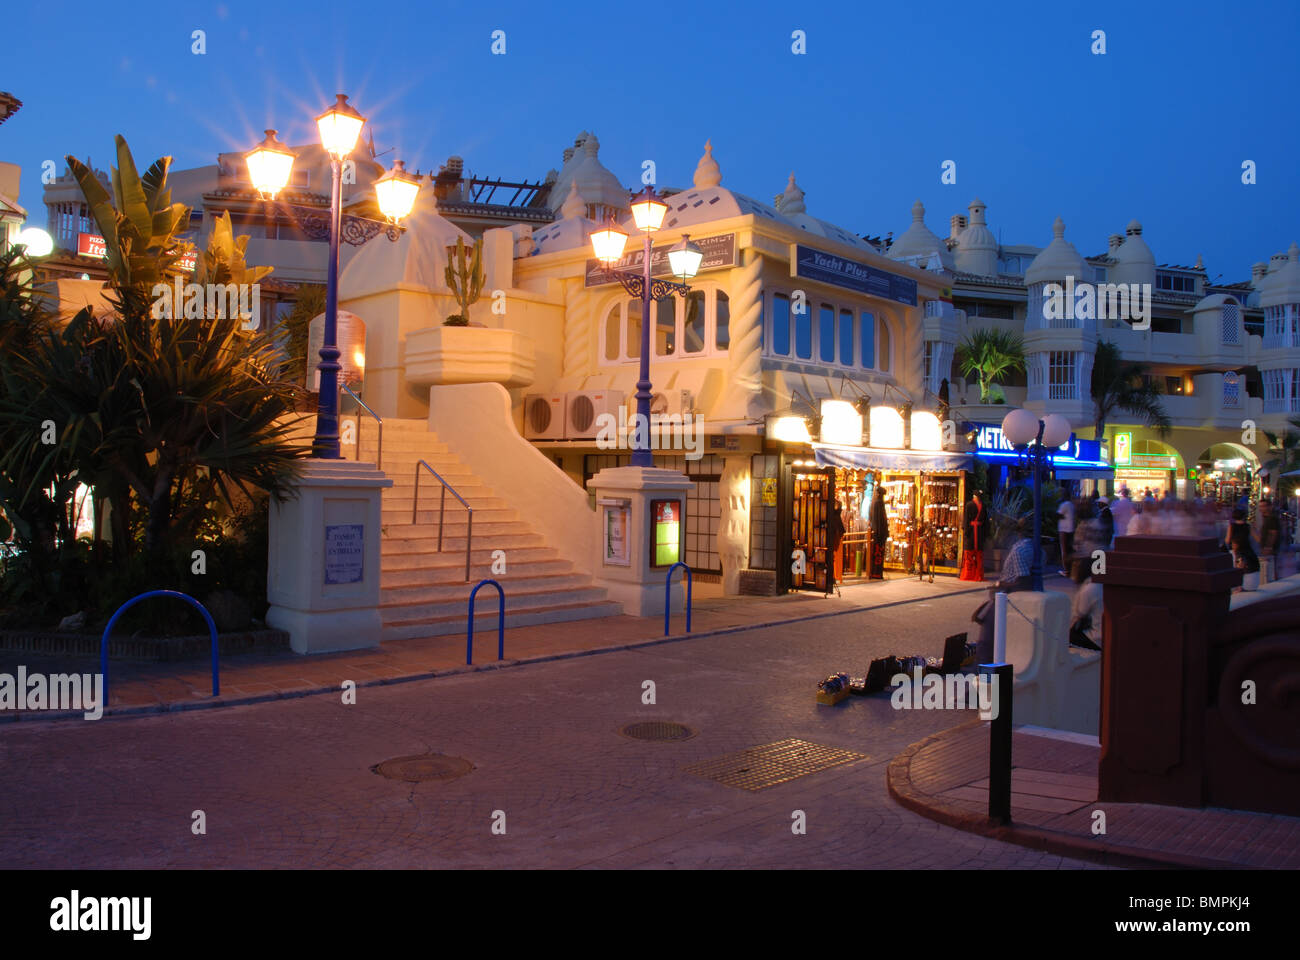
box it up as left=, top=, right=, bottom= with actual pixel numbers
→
left=649, top=499, right=682, bottom=568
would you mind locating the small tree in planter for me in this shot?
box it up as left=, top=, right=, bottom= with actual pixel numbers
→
left=956, top=328, right=1025, bottom=403
left=444, top=237, right=484, bottom=326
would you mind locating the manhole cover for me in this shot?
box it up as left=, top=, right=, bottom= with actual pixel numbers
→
left=373, top=754, right=474, bottom=782
left=620, top=721, right=696, bottom=742
left=683, top=738, right=866, bottom=791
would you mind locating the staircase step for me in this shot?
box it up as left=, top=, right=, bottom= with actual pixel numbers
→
left=383, top=572, right=590, bottom=603
left=382, top=584, right=610, bottom=622
left=383, top=558, right=573, bottom=586
left=382, top=545, right=559, bottom=570
left=382, top=532, right=547, bottom=554
left=380, top=599, right=623, bottom=640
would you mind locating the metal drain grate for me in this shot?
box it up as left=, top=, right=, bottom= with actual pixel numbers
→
left=620, top=721, right=696, bottom=742
left=373, top=754, right=474, bottom=783
left=682, top=738, right=866, bottom=791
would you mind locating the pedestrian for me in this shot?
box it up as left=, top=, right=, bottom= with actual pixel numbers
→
left=826, top=500, right=846, bottom=596
left=1074, top=498, right=1107, bottom=565
left=1227, top=506, right=1261, bottom=590
left=1096, top=495, right=1115, bottom=548
left=868, top=484, right=887, bottom=580
left=1111, top=486, right=1134, bottom=539
left=960, top=489, right=988, bottom=582
left=1057, top=495, right=1076, bottom=577
left=972, top=517, right=1035, bottom=663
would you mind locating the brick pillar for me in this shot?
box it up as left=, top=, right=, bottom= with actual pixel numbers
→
left=1095, top=535, right=1241, bottom=807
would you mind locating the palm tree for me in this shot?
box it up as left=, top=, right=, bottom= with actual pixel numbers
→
left=1262, top=417, right=1300, bottom=477
left=1090, top=340, right=1172, bottom=440
left=955, top=327, right=1025, bottom=403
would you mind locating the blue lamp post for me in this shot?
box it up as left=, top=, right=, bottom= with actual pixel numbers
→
left=245, top=95, right=421, bottom=459
left=589, top=186, right=703, bottom=467
left=1001, top=409, right=1073, bottom=591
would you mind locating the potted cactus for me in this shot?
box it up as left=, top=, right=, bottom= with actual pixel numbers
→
left=444, top=236, right=484, bottom=326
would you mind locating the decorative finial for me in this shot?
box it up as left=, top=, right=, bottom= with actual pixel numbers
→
left=560, top=182, right=586, bottom=220
left=780, top=173, right=806, bottom=215
left=693, top=139, right=721, bottom=188
left=1052, top=216, right=1065, bottom=239
left=912, top=199, right=925, bottom=222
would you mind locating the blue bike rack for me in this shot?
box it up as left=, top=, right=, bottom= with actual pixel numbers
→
left=664, top=562, right=693, bottom=637
left=467, top=579, right=505, bottom=665
left=101, top=590, right=220, bottom=702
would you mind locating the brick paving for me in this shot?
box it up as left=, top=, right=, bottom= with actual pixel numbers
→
left=0, top=587, right=1107, bottom=869
left=0, top=574, right=989, bottom=718
left=888, top=722, right=1300, bottom=869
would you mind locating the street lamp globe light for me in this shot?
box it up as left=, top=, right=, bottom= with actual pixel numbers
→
left=629, top=186, right=668, bottom=233
left=374, top=159, right=422, bottom=224
left=316, top=94, right=366, bottom=158
left=245, top=129, right=295, bottom=198
left=1042, top=414, right=1072, bottom=449
left=1001, top=407, right=1040, bottom=447
left=589, top=217, right=629, bottom=264
left=667, top=234, right=703, bottom=280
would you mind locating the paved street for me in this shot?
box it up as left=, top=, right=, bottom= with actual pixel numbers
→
left=0, top=589, right=1102, bottom=869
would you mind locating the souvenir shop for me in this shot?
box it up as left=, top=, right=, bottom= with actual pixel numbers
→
left=785, top=442, right=973, bottom=591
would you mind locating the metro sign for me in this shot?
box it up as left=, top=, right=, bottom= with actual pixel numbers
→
left=77, top=232, right=196, bottom=272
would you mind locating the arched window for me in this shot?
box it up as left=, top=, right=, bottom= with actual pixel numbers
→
left=604, top=303, right=620, bottom=361
left=713, top=291, right=729, bottom=351
left=794, top=299, right=812, bottom=359
left=878, top=317, right=891, bottom=372
left=684, top=290, right=706, bottom=353
left=627, top=298, right=643, bottom=359
left=655, top=295, right=676, bottom=356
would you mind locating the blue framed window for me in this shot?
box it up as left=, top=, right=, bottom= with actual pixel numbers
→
left=795, top=299, right=812, bottom=359
left=860, top=311, right=875, bottom=369
left=819, top=305, right=835, bottom=362
left=772, top=293, right=790, bottom=356
left=839, top=309, right=854, bottom=367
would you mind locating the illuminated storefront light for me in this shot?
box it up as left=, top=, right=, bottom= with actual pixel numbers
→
left=869, top=406, right=905, bottom=449
left=819, top=400, right=863, bottom=446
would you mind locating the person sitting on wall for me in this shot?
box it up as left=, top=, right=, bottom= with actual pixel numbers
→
left=971, top=517, right=1035, bottom=663
left=1068, top=558, right=1104, bottom=650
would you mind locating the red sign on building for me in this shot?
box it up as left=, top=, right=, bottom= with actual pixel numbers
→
left=77, top=232, right=195, bottom=272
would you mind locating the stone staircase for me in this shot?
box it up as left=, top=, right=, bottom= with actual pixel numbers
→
left=355, top=418, right=620, bottom=641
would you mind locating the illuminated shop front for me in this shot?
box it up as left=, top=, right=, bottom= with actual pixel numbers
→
left=971, top=422, right=1113, bottom=492
left=771, top=401, right=972, bottom=591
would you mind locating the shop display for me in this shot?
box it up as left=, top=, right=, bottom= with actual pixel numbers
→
left=816, top=672, right=852, bottom=705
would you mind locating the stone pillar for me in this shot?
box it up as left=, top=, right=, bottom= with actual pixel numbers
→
left=718, top=454, right=751, bottom=596
left=588, top=466, right=695, bottom=617
left=1095, top=535, right=1240, bottom=806
left=266, top=459, right=393, bottom=654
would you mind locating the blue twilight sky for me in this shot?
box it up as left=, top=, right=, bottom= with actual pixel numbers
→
left=4, top=0, right=1297, bottom=281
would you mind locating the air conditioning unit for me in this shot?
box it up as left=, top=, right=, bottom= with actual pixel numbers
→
left=650, top=389, right=695, bottom=419
left=566, top=389, right=625, bottom=440
left=523, top=394, right=566, bottom=440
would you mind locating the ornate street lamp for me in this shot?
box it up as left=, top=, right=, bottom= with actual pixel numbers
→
left=1001, top=408, right=1072, bottom=590
left=589, top=185, right=700, bottom=468
left=246, top=94, right=421, bottom=460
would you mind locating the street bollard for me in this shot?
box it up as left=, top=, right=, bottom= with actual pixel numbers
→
left=982, top=661, right=1014, bottom=825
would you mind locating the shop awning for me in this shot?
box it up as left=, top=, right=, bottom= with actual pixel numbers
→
left=1055, top=467, right=1115, bottom=480
left=812, top=443, right=972, bottom=472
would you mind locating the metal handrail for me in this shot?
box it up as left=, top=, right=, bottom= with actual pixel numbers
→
left=340, top=383, right=383, bottom=470
left=413, top=460, right=473, bottom=582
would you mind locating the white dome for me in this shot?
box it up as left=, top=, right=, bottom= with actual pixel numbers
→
left=564, top=133, right=627, bottom=217
left=1258, top=242, right=1300, bottom=306
left=888, top=199, right=954, bottom=270
left=1025, top=217, right=1085, bottom=285
left=339, top=174, right=471, bottom=299
left=1191, top=293, right=1240, bottom=312
left=953, top=197, right=998, bottom=276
